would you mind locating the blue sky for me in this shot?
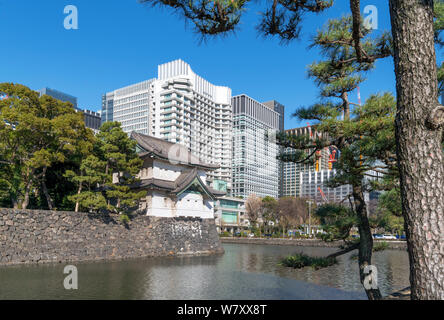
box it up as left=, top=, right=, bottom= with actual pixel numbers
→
left=0, top=0, right=428, bottom=129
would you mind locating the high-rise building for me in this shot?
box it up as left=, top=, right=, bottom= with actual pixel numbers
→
left=299, top=169, right=353, bottom=204
left=38, top=87, right=78, bottom=109
left=262, top=100, right=285, bottom=197
left=262, top=100, right=285, bottom=131
left=80, top=109, right=101, bottom=133
left=38, top=87, right=100, bottom=132
left=102, top=60, right=232, bottom=186
left=101, top=92, right=115, bottom=124
left=231, top=94, right=282, bottom=199
left=282, top=126, right=331, bottom=198
left=102, top=79, right=154, bottom=134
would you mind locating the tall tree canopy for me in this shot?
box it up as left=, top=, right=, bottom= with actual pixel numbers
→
left=0, top=83, right=94, bottom=210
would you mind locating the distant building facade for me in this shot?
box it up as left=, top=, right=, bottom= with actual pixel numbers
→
left=102, top=59, right=232, bottom=189
left=262, top=100, right=285, bottom=198
left=38, top=87, right=100, bottom=132
left=299, top=169, right=353, bottom=204
left=214, top=197, right=247, bottom=233
left=38, top=87, right=78, bottom=109
left=79, top=109, right=101, bottom=132
left=282, top=126, right=331, bottom=198
left=231, top=94, right=282, bottom=199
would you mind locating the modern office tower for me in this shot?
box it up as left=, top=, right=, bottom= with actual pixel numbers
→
left=282, top=126, right=330, bottom=198
left=231, top=94, right=281, bottom=199
left=38, top=87, right=78, bottom=109
left=102, top=79, right=155, bottom=134
left=101, top=92, right=115, bottom=124
left=262, top=100, right=285, bottom=197
left=102, top=59, right=233, bottom=187
left=262, top=100, right=285, bottom=131
left=299, top=169, right=353, bottom=204
left=80, top=109, right=101, bottom=132
left=38, top=87, right=100, bottom=132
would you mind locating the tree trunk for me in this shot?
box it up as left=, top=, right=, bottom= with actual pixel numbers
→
left=389, top=0, right=444, bottom=300
left=12, top=197, right=18, bottom=209
left=353, top=185, right=382, bottom=300
left=74, top=183, right=82, bottom=213
left=21, top=182, right=31, bottom=210
left=41, top=167, right=54, bottom=210
left=20, top=167, right=35, bottom=210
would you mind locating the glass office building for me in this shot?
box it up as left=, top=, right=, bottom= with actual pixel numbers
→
left=38, top=87, right=78, bottom=109
left=231, top=94, right=282, bottom=199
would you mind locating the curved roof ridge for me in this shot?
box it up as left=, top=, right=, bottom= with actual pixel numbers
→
left=130, top=131, right=219, bottom=170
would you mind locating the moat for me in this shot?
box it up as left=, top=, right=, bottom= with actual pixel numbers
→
left=0, top=243, right=409, bottom=300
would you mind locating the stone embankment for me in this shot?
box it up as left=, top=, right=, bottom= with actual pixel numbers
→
left=220, top=237, right=407, bottom=250
left=0, top=208, right=224, bottom=266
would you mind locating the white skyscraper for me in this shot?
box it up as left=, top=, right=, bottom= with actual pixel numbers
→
left=102, top=60, right=232, bottom=187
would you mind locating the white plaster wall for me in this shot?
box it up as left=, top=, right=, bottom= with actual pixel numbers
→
left=146, top=191, right=214, bottom=219
left=153, top=160, right=183, bottom=181
left=147, top=191, right=175, bottom=218
left=176, top=192, right=214, bottom=219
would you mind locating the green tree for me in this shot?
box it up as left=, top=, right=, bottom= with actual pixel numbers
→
left=140, top=0, right=444, bottom=300
left=0, top=83, right=93, bottom=210
left=64, top=155, right=108, bottom=213
left=316, top=203, right=357, bottom=242
left=261, top=196, right=278, bottom=234
left=276, top=17, right=395, bottom=299
left=96, top=122, right=146, bottom=218
left=261, top=14, right=397, bottom=298
left=63, top=122, right=146, bottom=218
left=369, top=187, right=404, bottom=237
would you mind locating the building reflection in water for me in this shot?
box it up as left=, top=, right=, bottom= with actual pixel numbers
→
left=0, top=243, right=408, bottom=299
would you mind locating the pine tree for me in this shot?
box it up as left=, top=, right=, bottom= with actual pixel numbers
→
left=96, top=122, right=146, bottom=220
left=275, top=17, right=395, bottom=300
left=388, top=0, right=444, bottom=299
left=64, top=155, right=108, bottom=213
left=141, top=0, right=444, bottom=299
left=63, top=122, right=146, bottom=219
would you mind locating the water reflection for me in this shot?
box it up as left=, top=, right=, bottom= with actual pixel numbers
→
left=0, top=243, right=409, bottom=300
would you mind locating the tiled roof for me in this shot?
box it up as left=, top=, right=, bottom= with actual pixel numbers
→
left=130, top=132, right=219, bottom=170
left=134, top=167, right=226, bottom=198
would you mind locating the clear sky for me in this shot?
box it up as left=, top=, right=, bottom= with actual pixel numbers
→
left=0, top=0, right=433, bottom=129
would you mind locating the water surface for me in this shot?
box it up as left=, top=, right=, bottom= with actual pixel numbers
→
left=0, top=243, right=409, bottom=300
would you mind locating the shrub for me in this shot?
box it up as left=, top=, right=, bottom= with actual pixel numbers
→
left=373, top=241, right=389, bottom=252
left=219, top=231, right=231, bottom=237
left=280, top=253, right=337, bottom=270
left=119, top=214, right=130, bottom=224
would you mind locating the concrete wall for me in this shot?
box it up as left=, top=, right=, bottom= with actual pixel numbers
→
left=0, top=208, right=224, bottom=266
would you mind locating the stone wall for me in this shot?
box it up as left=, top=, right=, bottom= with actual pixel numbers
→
left=220, top=237, right=408, bottom=250
left=0, top=208, right=224, bottom=266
